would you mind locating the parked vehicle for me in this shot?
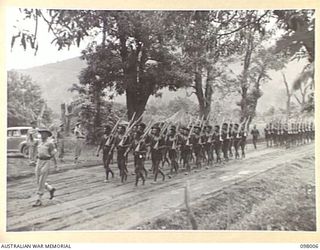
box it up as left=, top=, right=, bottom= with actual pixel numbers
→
left=7, top=127, right=40, bottom=158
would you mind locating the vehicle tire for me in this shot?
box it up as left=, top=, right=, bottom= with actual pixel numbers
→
left=22, top=145, right=29, bottom=158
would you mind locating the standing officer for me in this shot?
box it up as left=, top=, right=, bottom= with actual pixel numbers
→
left=27, top=120, right=39, bottom=166
left=56, top=123, right=65, bottom=163
left=250, top=125, right=260, bottom=149
left=74, top=121, right=85, bottom=164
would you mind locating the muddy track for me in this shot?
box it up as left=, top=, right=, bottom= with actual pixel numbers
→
left=6, top=143, right=314, bottom=231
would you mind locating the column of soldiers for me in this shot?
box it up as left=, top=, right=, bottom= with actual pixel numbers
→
left=264, top=121, right=315, bottom=148
left=96, top=116, right=253, bottom=186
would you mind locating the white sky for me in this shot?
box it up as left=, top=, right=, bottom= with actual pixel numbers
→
left=6, top=7, right=87, bottom=70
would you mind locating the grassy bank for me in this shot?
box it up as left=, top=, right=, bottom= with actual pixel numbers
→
left=139, top=155, right=316, bottom=231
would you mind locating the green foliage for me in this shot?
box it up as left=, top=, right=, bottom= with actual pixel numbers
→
left=7, top=71, right=53, bottom=127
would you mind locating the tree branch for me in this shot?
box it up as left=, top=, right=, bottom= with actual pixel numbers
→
left=293, top=94, right=302, bottom=104
left=215, top=11, right=270, bottom=37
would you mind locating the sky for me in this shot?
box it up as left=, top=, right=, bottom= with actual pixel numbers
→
left=6, top=7, right=87, bottom=70
left=5, top=7, right=309, bottom=114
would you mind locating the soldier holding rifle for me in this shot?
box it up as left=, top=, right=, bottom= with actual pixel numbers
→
left=115, top=124, right=131, bottom=183
left=204, top=125, right=214, bottom=166
left=221, top=122, right=229, bottom=162
left=165, top=125, right=180, bottom=176
left=213, top=125, right=222, bottom=163
left=126, top=129, right=147, bottom=186
left=150, top=123, right=166, bottom=182
left=96, top=124, right=115, bottom=182
left=193, top=124, right=204, bottom=169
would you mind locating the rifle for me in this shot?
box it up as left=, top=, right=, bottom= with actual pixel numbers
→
left=118, top=113, right=141, bottom=147
left=134, top=120, right=153, bottom=152
left=105, top=116, right=123, bottom=146
left=219, top=117, right=225, bottom=142
left=153, top=122, right=171, bottom=150
left=172, top=123, right=181, bottom=150
left=186, top=122, right=195, bottom=146
left=243, top=116, right=251, bottom=137
left=198, top=116, right=205, bottom=144
left=236, top=118, right=247, bottom=138
left=226, top=119, right=232, bottom=140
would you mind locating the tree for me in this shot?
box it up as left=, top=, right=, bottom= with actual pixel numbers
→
left=12, top=10, right=189, bottom=121
left=7, top=71, right=52, bottom=127
left=273, top=10, right=315, bottom=113
left=235, top=29, right=287, bottom=124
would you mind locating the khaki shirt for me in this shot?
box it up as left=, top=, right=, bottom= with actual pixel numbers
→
left=37, top=140, right=56, bottom=160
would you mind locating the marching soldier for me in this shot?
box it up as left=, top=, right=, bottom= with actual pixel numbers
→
left=204, top=125, right=214, bottom=165
left=239, top=123, right=247, bottom=158
left=126, top=129, right=147, bottom=186
left=192, top=125, right=203, bottom=169
left=233, top=123, right=241, bottom=159
left=250, top=125, right=260, bottom=149
left=228, top=123, right=234, bottom=158
left=150, top=124, right=165, bottom=182
left=213, top=125, right=222, bottom=163
left=96, top=125, right=115, bottom=182
left=116, top=124, right=131, bottom=183
left=165, top=125, right=180, bottom=175
left=221, top=123, right=229, bottom=162
left=180, top=126, right=192, bottom=172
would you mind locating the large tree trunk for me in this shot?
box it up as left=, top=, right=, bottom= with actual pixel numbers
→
left=126, top=87, right=150, bottom=121
left=239, top=33, right=254, bottom=123
left=194, top=70, right=205, bottom=119
left=194, top=66, right=215, bottom=120
left=203, top=67, right=213, bottom=120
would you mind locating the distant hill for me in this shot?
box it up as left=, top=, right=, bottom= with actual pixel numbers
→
left=16, top=57, right=87, bottom=114
left=12, top=56, right=305, bottom=117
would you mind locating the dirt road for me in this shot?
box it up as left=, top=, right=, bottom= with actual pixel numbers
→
left=6, top=143, right=315, bottom=231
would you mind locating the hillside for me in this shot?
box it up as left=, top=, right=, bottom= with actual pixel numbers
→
left=12, top=56, right=306, bottom=116
left=16, top=57, right=87, bottom=114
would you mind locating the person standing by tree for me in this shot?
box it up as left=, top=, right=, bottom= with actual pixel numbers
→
left=74, top=122, right=85, bottom=164
left=27, top=120, right=39, bottom=166
left=33, top=128, right=59, bottom=207
left=251, top=125, right=260, bottom=149
left=56, top=123, right=65, bottom=163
